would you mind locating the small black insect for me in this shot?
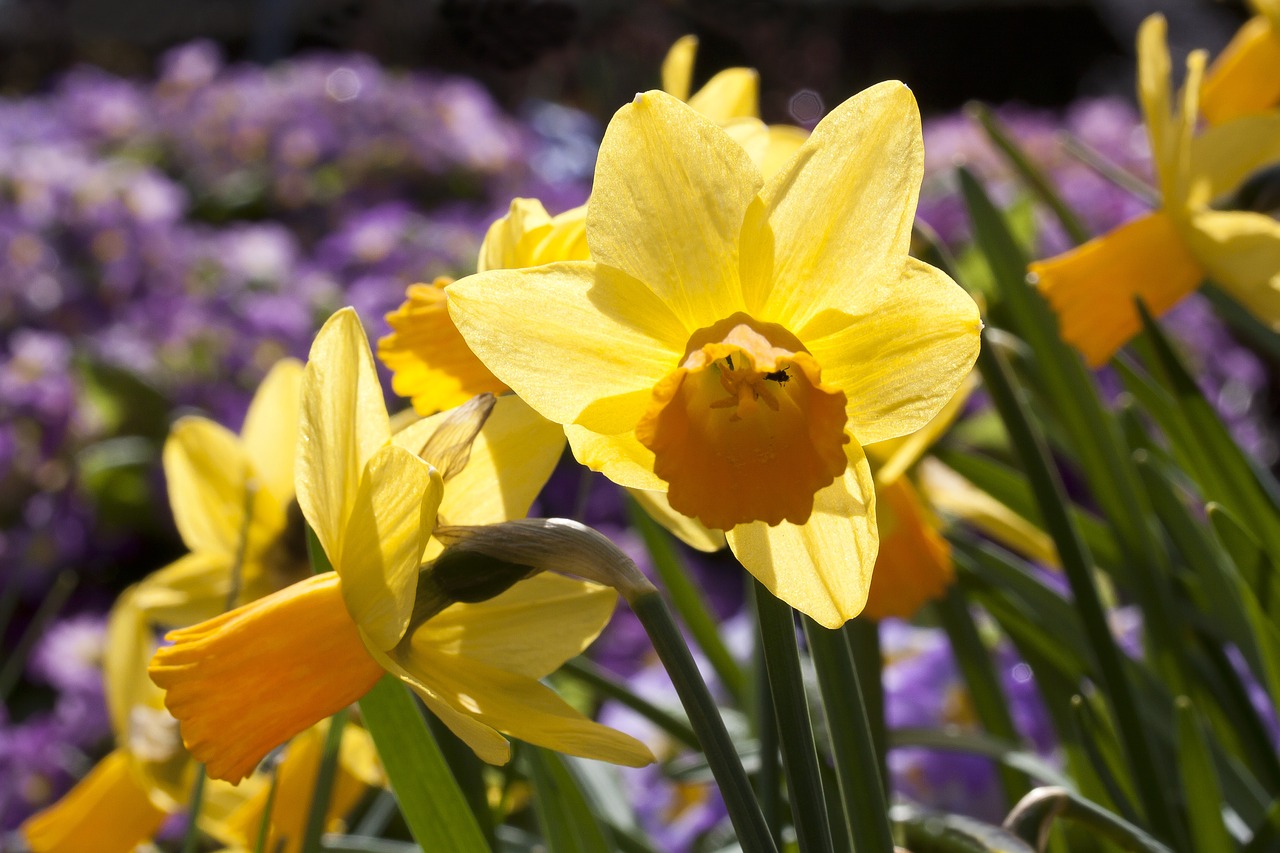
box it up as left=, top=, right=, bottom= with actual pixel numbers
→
left=724, top=355, right=734, bottom=370
left=764, top=367, right=791, bottom=384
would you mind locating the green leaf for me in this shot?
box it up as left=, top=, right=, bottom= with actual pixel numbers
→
left=1174, top=698, right=1236, bottom=852
left=301, top=710, right=349, bottom=853
left=523, top=747, right=614, bottom=853
left=887, top=728, right=1071, bottom=788
left=358, top=677, right=490, bottom=853
left=560, top=657, right=699, bottom=750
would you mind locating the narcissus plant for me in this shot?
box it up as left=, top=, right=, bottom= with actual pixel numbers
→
left=448, top=86, right=982, bottom=628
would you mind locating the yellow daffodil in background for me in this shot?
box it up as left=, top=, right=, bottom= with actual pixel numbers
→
left=1031, top=14, right=1280, bottom=368
left=151, top=307, right=651, bottom=783
left=662, top=34, right=809, bottom=179
left=448, top=86, right=982, bottom=628
left=1201, top=0, right=1280, bottom=124
left=379, top=201, right=588, bottom=415
left=22, top=360, right=379, bottom=853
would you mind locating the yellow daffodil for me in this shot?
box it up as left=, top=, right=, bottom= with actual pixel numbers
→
left=1031, top=14, right=1280, bottom=368
left=22, top=359, right=380, bottom=853
left=151, top=308, right=651, bottom=782
left=379, top=202, right=588, bottom=415
left=1202, top=0, right=1280, bottom=124
left=448, top=86, right=981, bottom=627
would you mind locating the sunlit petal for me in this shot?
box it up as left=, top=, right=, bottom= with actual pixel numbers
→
left=687, top=68, right=760, bottom=122
left=629, top=488, right=727, bottom=552
left=564, top=424, right=666, bottom=490
left=726, top=443, right=877, bottom=628
left=661, top=35, right=697, bottom=102
left=588, top=90, right=761, bottom=330
left=861, top=478, right=953, bottom=621
left=1202, top=15, right=1280, bottom=125
left=240, top=358, right=304, bottom=508
left=1189, top=209, right=1280, bottom=326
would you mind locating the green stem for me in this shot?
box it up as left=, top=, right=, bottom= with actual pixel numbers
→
left=804, top=617, right=894, bottom=852
left=301, top=709, right=349, bottom=853
left=561, top=657, right=699, bottom=750
left=752, top=583, right=833, bottom=853
left=1004, top=788, right=1175, bottom=853
left=181, top=767, right=208, bottom=853
left=253, top=766, right=281, bottom=853
left=627, top=501, right=748, bottom=704
left=630, top=590, right=777, bottom=853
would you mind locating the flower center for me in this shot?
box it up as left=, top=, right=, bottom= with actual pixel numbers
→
left=636, top=320, right=849, bottom=530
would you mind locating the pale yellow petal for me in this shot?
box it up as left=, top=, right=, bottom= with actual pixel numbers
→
left=297, top=308, right=392, bottom=564
left=726, top=443, right=877, bottom=628
left=722, top=118, right=771, bottom=174
left=587, top=90, right=761, bottom=330
left=477, top=198, right=553, bottom=272
left=1187, top=113, right=1280, bottom=205
left=21, top=748, right=168, bottom=853
left=687, top=68, right=760, bottom=123
left=564, top=424, right=666, bottom=490
left=104, top=585, right=152, bottom=737
left=1031, top=211, right=1203, bottom=367
left=918, top=459, right=1059, bottom=568
left=163, top=418, right=253, bottom=556
left=760, top=124, right=809, bottom=180
left=240, top=358, right=304, bottom=508
left=130, top=553, right=232, bottom=630
left=801, top=257, right=981, bottom=446
left=629, top=488, right=727, bottom=552
left=404, top=396, right=564, bottom=542
left=412, top=649, right=654, bottom=766
left=447, top=262, right=685, bottom=432
left=531, top=204, right=590, bottom=265
left=744, top=81, right=923, bottom=330
left=339, top=445, right=443, bottom=649
left=1188, top=209, right=1280, bottom=325
left=865, top=372, right=978, bottom=485
left=411, top=574, right=616, bottom=679
left=1138, top=15, right=1179, bottom=202
left=370, top=645, right=511, bottom=765
left=661, top=35, right=698, bottom=102
left=1202, top=15, right=1280, bottom=125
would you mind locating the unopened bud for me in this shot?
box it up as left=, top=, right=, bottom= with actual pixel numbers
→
left=435, top=518, right=658, bottom=603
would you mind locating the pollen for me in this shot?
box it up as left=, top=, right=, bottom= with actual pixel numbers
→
left=636, top=322, right=850, bottom=530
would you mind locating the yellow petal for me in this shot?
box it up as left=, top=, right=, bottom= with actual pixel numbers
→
left=339, top=445, right=443, bottom=650
left=743, top=81, right=923, bottom=330
left=801, top=257, right=981, bottom=446
left=379, top=279, right=510, bottom=416
left=629, top=488, right=727, bottom=552
left=861, top=478, right=953, bottom=621
left=1031, top=211, right=1203, bottom=367
left=721, top=118, right=771, bottom=175
left=227, top=721, right=372, bottom=853
left=298, top=308, right=392, bottom=566
left=410, top=648, right=654, bottom=766
left=564, top=424, right=666, bottom=490
left=149, top=573, right=385, bottom=783
left=531, top=204, right=590, bottom=265
left=447, top=262, right=686, bottom=432
left=760, top=124, right=809, bottom=181
left=240, top=358, right=304, bottom=508
left=865, top=371, right=977, bottom=485
left=410, top=574, right=617, bottom=679
left=918, top=459, right=1059, bottom=568
left=477, top=198, right=554, bottom=272
left=396, top=394, right=564, bottom=535
left=587, top=90, right=761, bottom=330
left=1188, top=112, right=1280, bottom=205
left=661, top=35, right=698, bottom=102
left=1188, top=209, right=1280, bottom=325
left=1202, top=15, right=1280, bottom=125
left=688, top=68, right=760, bottom=123
left=21, top=748, right=168, bottom=853
left=726, top=443, right=877, bottom=628
left=129, top=552, right=234, bottom=629
left=163, top=417, right=254, bottom=556
left=1138, top=15, right=1179, bottom=202
left=369, top=645, right=512, bottom=765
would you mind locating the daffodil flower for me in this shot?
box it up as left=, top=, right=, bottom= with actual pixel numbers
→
left=151, top=308, right=651, bottom=782
left=1031, top=14, right=1280, bottom=367
left=1202, top=0, right=1280, bottom=125
left=448, top=86, right=981, bottom=627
